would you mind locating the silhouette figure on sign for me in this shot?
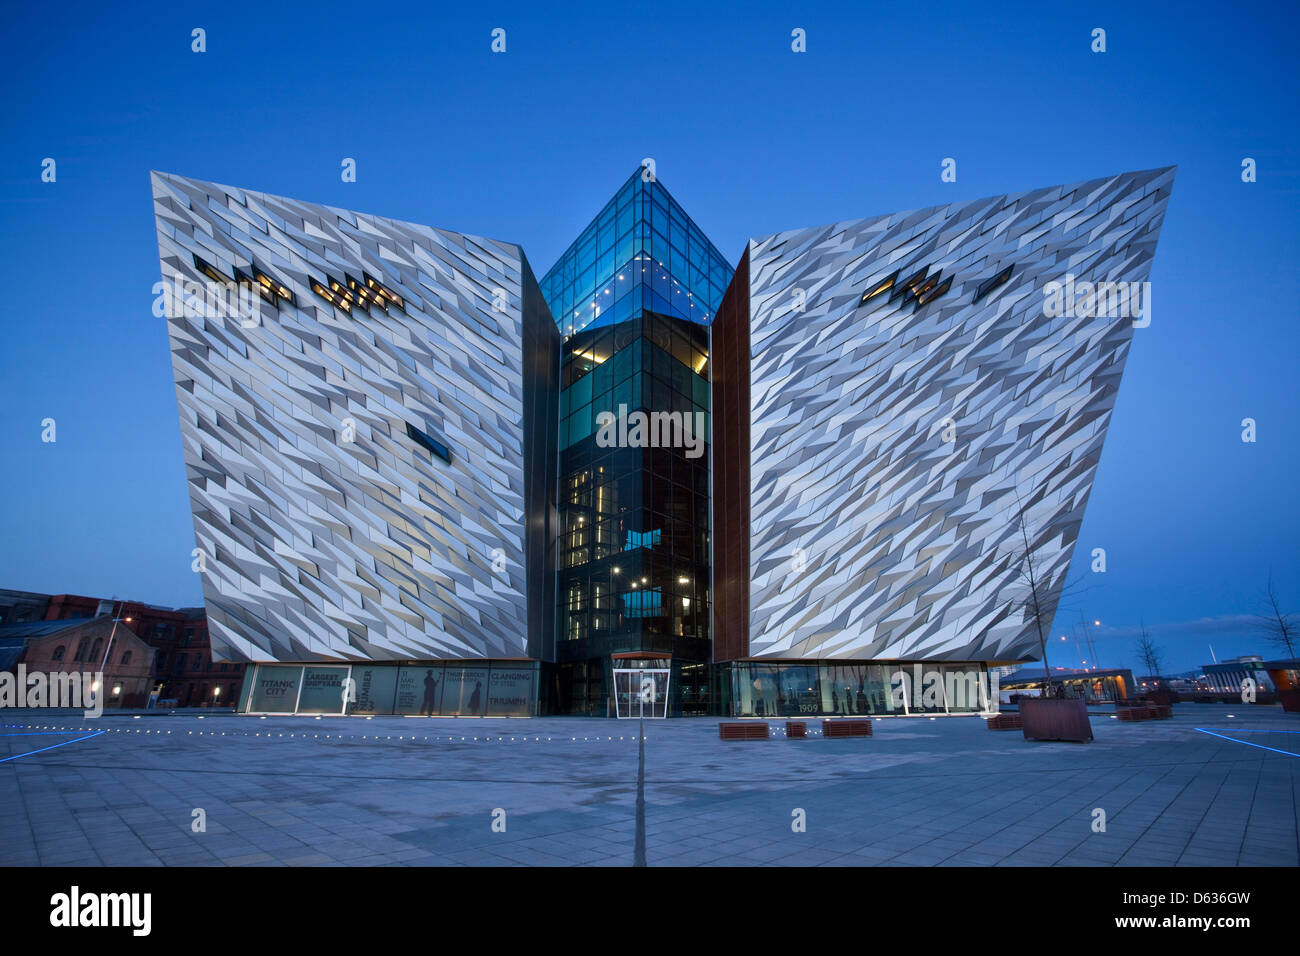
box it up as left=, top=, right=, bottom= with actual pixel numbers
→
left=422, top=670, right=438, bottom=716
left=468, top=680, right=482, bottom=716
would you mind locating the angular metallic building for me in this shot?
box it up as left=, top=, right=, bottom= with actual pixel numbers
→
left=151, top=166, right=1172, bottom=718
left=151, top=172, right=558, bottom=714
left=713, top=168, right=1174, bottom=714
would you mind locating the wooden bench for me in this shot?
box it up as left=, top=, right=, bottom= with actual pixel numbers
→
left=822, top=719, right=872, bottom=738
left=1152, top=704, right=1173, bottom=719
left=718, top=722, right=769, bottom=740
left=785, top=721, right=807, bottom=739
left=986, top=713, right=1022, bottom=730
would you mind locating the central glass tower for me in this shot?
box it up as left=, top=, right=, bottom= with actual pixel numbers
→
left=538, top=169, right=732, bottom=716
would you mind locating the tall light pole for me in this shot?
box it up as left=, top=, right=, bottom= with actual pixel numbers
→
left=95, top=601, right=133, bottom=703
left=1060, top=633, right=1078, bottom=669
left=1079, top=612, right=1100, bottom=671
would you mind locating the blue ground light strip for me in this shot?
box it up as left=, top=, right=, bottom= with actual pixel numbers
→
left=0, top=730, right=105, bottom=763
left=1195, top=728, right=1300, bottom=733
left=1195, top=728, right=1300, bottom=757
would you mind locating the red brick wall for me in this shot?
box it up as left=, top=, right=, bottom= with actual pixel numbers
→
left=20, top=617, right=155, bottom=707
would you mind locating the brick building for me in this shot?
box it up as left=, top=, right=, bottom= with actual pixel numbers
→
left=0, top=616, right=154, bottom=708
left=0, top=588, right=51, bottom=625
left=0, top=589, right=243, bottom=708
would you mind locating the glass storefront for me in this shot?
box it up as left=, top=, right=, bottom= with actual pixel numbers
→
left=721, top=661, right=992, bottom=717
left=241, top=659, right=994, bottom=717
left=350, top=664, right=400, bottom=715
left=486, top=666, right=537, bottom=716
left=298, top=666, right=351, bottom=714
left=241, top=661, right=539, bottom=716
left=247, top=664, right=304, bottom=713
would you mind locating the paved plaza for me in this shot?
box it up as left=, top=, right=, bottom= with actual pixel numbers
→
left=1, top=703, right=1297, bottom=867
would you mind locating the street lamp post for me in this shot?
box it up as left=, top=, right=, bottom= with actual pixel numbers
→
left=1079, top=613, right=1100, bottom=671
left=95, top=602, right=133, bottom=706
left=1069, top=631, right=1086, bottom=669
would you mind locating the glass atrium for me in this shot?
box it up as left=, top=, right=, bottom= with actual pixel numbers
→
left=539, top=170, right=732, bottom=716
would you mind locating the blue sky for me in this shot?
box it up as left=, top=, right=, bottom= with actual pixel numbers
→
left=1, top=0, right=1296, bottom=674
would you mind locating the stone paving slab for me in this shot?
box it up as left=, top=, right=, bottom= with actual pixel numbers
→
left=1, top=704, right=1296, bottom=866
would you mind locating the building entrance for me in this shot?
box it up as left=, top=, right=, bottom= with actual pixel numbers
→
left=612, top=667, right=670, bottom=718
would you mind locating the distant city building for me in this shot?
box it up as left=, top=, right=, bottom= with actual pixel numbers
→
left=1199, top=656, right=1300, bottom=711
left=999, top=667, right=1135, bottom=702
left=0, top=588, right=51, bottom=625
left=1202, top=655, right=1276, bottom=694
left=0, top=589, right=240, bottom=707
left=0, top=617, right=153, bottom=707
left=1257, top=659, right=1300, bottom=712
left=1135, top=674, right=1199, bottom=693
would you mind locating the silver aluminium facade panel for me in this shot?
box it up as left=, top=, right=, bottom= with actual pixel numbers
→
left=151, top=172, right=558, bottom=664
left=734, top=168, right=1174, bottom=662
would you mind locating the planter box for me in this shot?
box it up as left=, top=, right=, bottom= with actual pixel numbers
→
left=1021, top=697, right=1093, bottom=742
left=822, top=719, right=872, bottom=738
left=785, top=721, right=807, bottom=739
left=1117, top=705, right=1157, bottom=721
left=719, top=722, right=769, bottom=740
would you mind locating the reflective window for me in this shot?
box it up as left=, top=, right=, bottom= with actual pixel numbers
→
left=406, top=421, right=452, bottom=464
left=248, top=665, right=303, bottom=713
left=723, top=662, right=990, bottom=717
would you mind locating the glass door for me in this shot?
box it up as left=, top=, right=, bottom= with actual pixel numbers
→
left=612, top=667, right=670, bottom=718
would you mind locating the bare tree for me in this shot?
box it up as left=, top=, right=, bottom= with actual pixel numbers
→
left=1255, top=574, right=1297, bottom=659
left=1134, top=621, right=1164, bottom=682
